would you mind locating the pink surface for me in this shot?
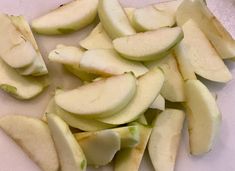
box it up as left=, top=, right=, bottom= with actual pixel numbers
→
left=0, top=0, right=234, bottom=171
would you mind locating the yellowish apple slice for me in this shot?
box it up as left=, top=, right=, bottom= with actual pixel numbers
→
left=177, top=0, right=235, bottom=59
left=0, top=115, right=59, bottom=171
left=0, top=14, right=37, bottom=69
left=114, top=123, right=152, bottom=171
left=10, top=15, right=48, bottom=76
left=55, top=73, right=136, bottom=118
left=181, top=19, right=232, bottom=83
left=75, top=129, right=120, bottom=166
left=145, top=54, right=185, bottom=102
left=99, top=68, right=164, bottom=125
left=98, top=0, right=136, bottom=39
left=132, top=5, right=175, bottom=32
left=150, top=94, right=165, bottom=111
left=185, top=80, right=221, bottom=155
left=79, top=23, right=113, bottom=50
left=113, top=27, right=183, bottom=61
left=32, top=0, right=98, bottom=35
left=47, top=113, right=87, bottom=171
left=0, top=58, right=45, bottom=99
left=80, top=49, right=148, bottom=77
left=148, top=109, right=185, bottom=171
left=124, top=8, right=135, bottom=25
left=154, top=0, right=183, bottom=16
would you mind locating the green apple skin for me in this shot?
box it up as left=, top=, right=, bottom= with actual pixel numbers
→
left=31, top=0, right=99, bottom=35
left=0, top=115, right=59, bottom=171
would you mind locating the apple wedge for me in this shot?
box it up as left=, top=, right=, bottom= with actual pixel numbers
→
left=145, top=54, right=185, bottom=102
left=181, top=19, right=232, bottom=83
left=150, top=94, right=165, bottom=111
left=79, top=49, right=148, bottom=77
left=185, top=80, right=221, bottom=155
left=79, top=23, right=113, bottom=50
left=47, top=113, right=87, bottom=171
left=99, top=68, right=164, bottom=125
left=176, top=0, right=235, bottom=59
left=55, top=73, right=136, bottom=118
left=98, top=0, right=136, bottom=39
left=132, top=5, right=175, bottom=32
left=0, top=115, right=59, bottom=171
left=113, top=27, right=183, bottom=61
left=114, top=123, right=152, bottom=171
left=75, top=129, right=120, bottom=166
left=10, top=15, right=48, bottom=76
left=148, top=109, right=185, bottom=171
left=154, top=0, right=183, bottom=16
left=0, top=14, right=37, bottom=69
left=31, top=0, right=98, bottom=35
left=0, top=58, right=45, bottom=99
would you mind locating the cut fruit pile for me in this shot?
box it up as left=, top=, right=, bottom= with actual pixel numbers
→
left=0, top=0, right=234, bottom=171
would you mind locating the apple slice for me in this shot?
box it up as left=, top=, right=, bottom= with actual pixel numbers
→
left=181, top=19, right=232, bottom=83
left=145, top=54, right=185, bottom=102
left=98, top=0, right=136, bottom=39
left=75, top=129, right=120, bottom=166
left=31, top=0, right=98, bottom=35
left=79, top=23, right=113, bottom=50
left=113, top=27, right=183, bottom=61
left=0, top=14, right=37, bottom=69
left=80, top=49, right=148, bottom=77
left=10, top=15, right=48, bottom=76
left=150, top=94, right=165, bottom=111
left=185, top=80, right=221, bottom=155
left=47, top=113, right=87, bottom=171
left=99, top=68, right=164, bottom=125
left=55, top=73, right=136, bottom=118
left=154, top=0, right=183, bottom=16
left=176, top=0, right=235, bottom=59
left=124, top=8, right=135, bottom=25
left=148, top=109, right=185, bottom=171
left=114, top=123, right=152, bottom=171
left=0, top=58, right=45, bottom=99
left=132, top=5, right=175, bottom=32
left=0, top=115, right=59, bottom=171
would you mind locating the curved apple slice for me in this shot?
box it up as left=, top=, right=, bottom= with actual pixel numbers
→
left=0, top=115, right=59, bottom=171
left=99, top=68, right=164, bottom=125
left=148, top=109, right=185, bottom=171
left=80, top=49, right=148, bottom=77
left=113, top=27, right=183, bottom=61
left=31, top=0, right=98, bottom=35
left=47, top=113, right=87, bottom=171
left=55, top=73, right=136, bottom=118
left=185, top=80, right=221, bottom=155
left=132, top=5, right=175, bottom=32
left=98, top=0, right=136, bottom=39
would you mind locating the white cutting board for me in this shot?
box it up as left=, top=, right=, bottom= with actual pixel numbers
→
left=0, top=0, right=235, bottom=171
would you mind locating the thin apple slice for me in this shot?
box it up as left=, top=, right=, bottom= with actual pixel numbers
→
left=145, top=54, right=185, bottom=102
left=113, top=27, right=183, bottom=61
left=154, top=0, right=183, bottom=16
left=32, top=0, right=98, bottom=35
left=79, top=23, right=113, bottom=50
left=177, top=0, right=235, bottom=59
left=10, top=15, right=48, bottom=76
left=80, top=49, right=148, bottom=77
left=185, top=80, right=221, bottom=155
left=150, top=94, right=165, bottom=111
left=0, top=58, right=45, bottom=99
left=75, top=129, right=120, bottom=166
left=181, top=19, right=232, bottom=83
left=98, top=0, right=136, bottom=39
left=0, top=115, right=59, bottom=171
left=47, top=113, right=87, bottom=171
left=114, top=123, right=152, bottom=171
left=148, top=109, right=185, bottom=171
left=99, top=68, right=164, bottom=125
left=132, top=5, right=175, bottom=32
left=0, top=14, right=37, bottom=69
left=55, top=73, right=136, bottom=118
